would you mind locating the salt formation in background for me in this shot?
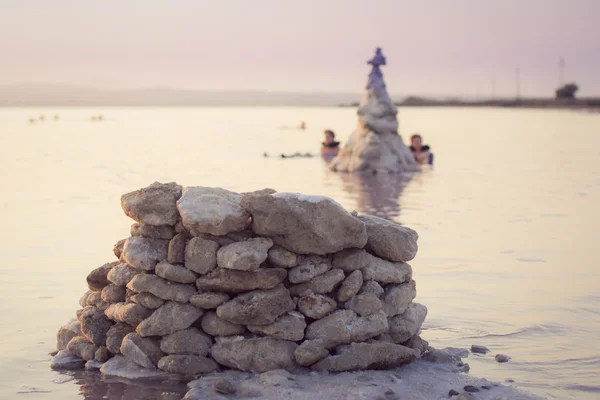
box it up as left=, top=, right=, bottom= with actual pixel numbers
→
left=330, top=48, right=416, bottom=173
left=51, top=182, right=427, bottom=380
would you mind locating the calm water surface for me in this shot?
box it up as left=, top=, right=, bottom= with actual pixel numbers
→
left=0, top=107, right=599, bottom=399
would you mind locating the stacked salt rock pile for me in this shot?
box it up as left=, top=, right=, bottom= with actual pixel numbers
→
left=329, top=47, right=417, bottom=173
left=52, top=182, right=428, bottom=376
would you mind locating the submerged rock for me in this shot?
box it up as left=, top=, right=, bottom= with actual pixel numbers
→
left=177, top=186, right=250, bottom=236
left=121, top=182, right=182, bottom=226
left=50, top=350, right=85, bottom=370
left=241, top=192, right=368, bottom=255
left=211, top=338, right=298, bottom=372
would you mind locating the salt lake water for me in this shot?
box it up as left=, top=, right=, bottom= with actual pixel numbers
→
left=0, top=106, right=599, bottom=399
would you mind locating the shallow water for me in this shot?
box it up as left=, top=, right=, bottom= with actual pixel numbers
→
left=0, top=106, right=599, bottom=399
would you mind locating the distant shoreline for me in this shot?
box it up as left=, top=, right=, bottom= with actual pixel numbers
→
left=340, top=97, right=600, bottom=110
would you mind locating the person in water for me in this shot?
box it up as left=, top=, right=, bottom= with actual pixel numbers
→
left=321, top=130, right=340, bottom=156
left=409, top=134, right=432, bottom=164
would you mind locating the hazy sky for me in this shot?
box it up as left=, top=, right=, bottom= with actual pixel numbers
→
left=1, top=0, right=599, bottom=97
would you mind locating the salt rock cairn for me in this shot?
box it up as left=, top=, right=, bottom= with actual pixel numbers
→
left=330, top=48, right=416, bottom=173
left=53, top=182, right=428, bottom=376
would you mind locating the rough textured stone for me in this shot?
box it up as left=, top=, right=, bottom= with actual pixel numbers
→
left=137, top=301, right=203, bottom=337
left=127, top=274, right=196, bottom=302
left=130, top=223, right=175, bottom=240
left=201, top=311, right=246, bottom=336
left=216, top=284, right=294, bottom=326
left=216, top=237, right=273, bottom=271
left=177, top=186, right=250, bottom=236
left=359, top=280, right=385, bottom=297
left=403, top=335, right=429, bottom=357
left=471, top=344, right=490, bottom=354
left=56, top=318, right=82, bottom=350
left=311, top=342, right=418, bottom=371
left=267, top=245, right=298, bottom=268
left=382, top=280, right=416, bottom=317
left=241, top=192, right=368, bottom=255
left=129, top=292, right=165, bottom=309
left=190, top=292, right=230, bottom=309
left=95, top=346, right=110, bottom=362
left=288, top=256, right=332, bottom=283
left=67, top=336, right=99, bottom=361
left=359, top=215, right=418, bottom=262
left=79, top=307, right=113, bottom=345
left=106, top=323, right=134, bottom=354
left=198, top=230, right=253, bottom=246
left=168, top=233, right=187, bottom=264
left=79, top=290, right=94, bottom=307
left=85, top=291, right=102, bottom=307
left=247, top=311, right=306, bottom=341
left=104, top=302, right=153, bottom=327
left=212, top=378, right=237, bottom=394
left=160, top=327, right=213, bottom=356
left=121, top=182, right=182, bottom=226
left=495, top=354, right=511, bottom=363
left=155, top=261, right=198, bottom=283
left=113, top=239, right=126, bottom=260
left=196, top=268, right=286, bottom=293
left=361, top=257, right=412, bottom=284
left=345, top=293, right=382, bottom=316
left=298, top=294, right=337, bottom=319
left=289, top=269, right=345, bottom=296
left=120, top=333, right=164, bottom=369
left=388, top=303, right=428, bottom=343
left=100, top=355, right=177, bottom=379
left=332, top=249, right=372, bottom=272
left=101, top=284, right=126, bottom=303
left=51, top=350, right=86, bottom=370
left=107, top=263, right=138, bottom=287
left=294, top=339, right=329, bottom=366
left=306, top=310, right=389, bottom=348
left=87, top=262, right=115, bottom=291
left=185, top=237, right=220, bottom=274
left=122, top=237, right=169, bottom=271
left=337, top=270, right=363, bottom=302
left=158, top=354, right=218, bottom=374
left=211, top=338, right=298, bottom=372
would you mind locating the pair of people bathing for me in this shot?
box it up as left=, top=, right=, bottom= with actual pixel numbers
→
left=321, top=130, right=432, bottom=165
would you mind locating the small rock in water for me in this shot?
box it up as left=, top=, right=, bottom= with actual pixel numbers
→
left=470, top=344, right=490, bottom=354
left=463, top=385, right=480, bottom=393
left=495, top=354, right=511, bottom=363
left=482, top=385, right=491, bottom=390
left=212, top=378, right=236, bottom=394
left=448, top=389, right=459, bottom=396
left=505, top=378, right=515, bottom=383
left=50, top=350, right=85, bottom=370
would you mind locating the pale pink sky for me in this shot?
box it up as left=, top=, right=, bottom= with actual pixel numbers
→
left=1, top=0, right=599, bottom=97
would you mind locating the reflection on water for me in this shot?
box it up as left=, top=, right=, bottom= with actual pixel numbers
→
left=69, top=370, right=187, bottom=400
left=336, top=170, right=416, bottom=219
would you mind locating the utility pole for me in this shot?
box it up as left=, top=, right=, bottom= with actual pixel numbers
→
left=558, top=57, right=565, bottom=86
left=515, top=68, right=521, bottom=100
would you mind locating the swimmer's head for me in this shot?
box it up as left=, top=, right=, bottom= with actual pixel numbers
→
left=410, top=134, right=422, bottom=148
left=324, top=130, right=335, bottom=144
